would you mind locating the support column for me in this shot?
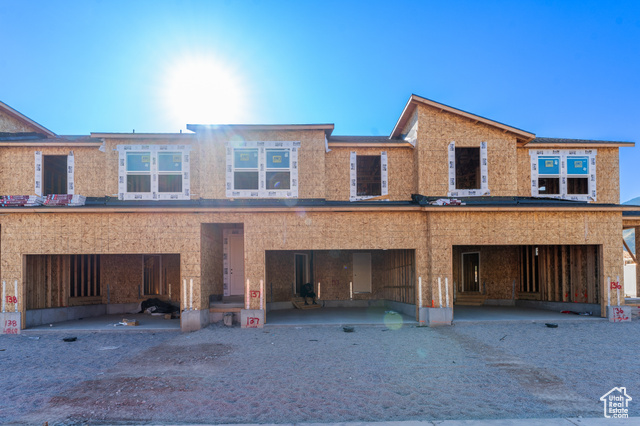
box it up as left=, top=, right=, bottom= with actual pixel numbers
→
left=636, top=227, right=640, bottom=298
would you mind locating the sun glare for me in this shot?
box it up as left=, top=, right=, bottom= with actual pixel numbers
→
left=163, top=56, right=246, bottom=127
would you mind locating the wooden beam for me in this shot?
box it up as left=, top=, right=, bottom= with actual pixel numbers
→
left=623, top=238, right=637, bottom=264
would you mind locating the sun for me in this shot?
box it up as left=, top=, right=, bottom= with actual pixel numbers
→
left=163, top=56, right=246, bottom=127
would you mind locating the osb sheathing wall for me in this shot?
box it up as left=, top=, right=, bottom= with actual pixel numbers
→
left=200, top=224, right=223, bottom=301
left=452, top=245, right=519, bottom=300
left=265, top=249, right=409, bottom=302
left=0, top=147, right=105, bottom=196
left=415, top=104, right=519, bottom=196
left=324, top=147, right=415, bottom=201
left=425, top=211, right=624, bottom=313
left=3, top=209, right=428, bottom=319
left=196, top=129, right=326, bottom=199
left=243, top=211, right=428, bottom=309
left=101, top=254, right=180, bottom=304
left=101, top=137, right=200, bottom=198
left=516, top=146, right=620, bottom=204
left=0, top=112, right=34, bottom=133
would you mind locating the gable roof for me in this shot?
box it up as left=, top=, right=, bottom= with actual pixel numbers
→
left=390, top=94, right=536, bottom=141
left=0, top=100, right=56, bottom=137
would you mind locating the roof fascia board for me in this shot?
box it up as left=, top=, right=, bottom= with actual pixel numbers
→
left=90, top=133, right=196, bottom=139
left=0, top=100, right=57, bottom=137
left=328, top=142, right=414, bottom=148
left=0, top=141, right=103, bottom=147
left=0, top=205, right=631, bottom=214
left=524, top=142, right=635, bottom=148
left=186, top=123, right=335, bottom=136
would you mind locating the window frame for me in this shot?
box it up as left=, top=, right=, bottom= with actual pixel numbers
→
left=529, top=149, right=597, bottom=202
left=117, top=144, right=191, bottom=201
left=35, top=150, right=75, bottom=196
left=447, top=141, right=489, bottom=197
left=349, top=151, right=388, bottom=201
left=225, top=141, right=299, bottom=198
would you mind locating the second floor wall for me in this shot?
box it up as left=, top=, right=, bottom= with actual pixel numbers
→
left=0, top=99, right=626, bottom=204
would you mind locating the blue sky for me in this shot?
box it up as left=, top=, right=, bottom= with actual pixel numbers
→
left=1, top=0, right=639, bottom=201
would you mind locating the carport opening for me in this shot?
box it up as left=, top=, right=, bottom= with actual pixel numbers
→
left=264, top=249, right=416, bottom=319
left=23, top=253, right=181, bottom=330
left=452, top=244, right=602, bottom=316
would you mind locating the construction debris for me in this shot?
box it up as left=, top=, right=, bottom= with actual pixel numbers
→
left=0, top=195, right=44, bottom=206
left=43, top=194, right=86, bottom=206
left=429, top=198, right=465, bottom=206
left=121, top=319, right=139, bottom=326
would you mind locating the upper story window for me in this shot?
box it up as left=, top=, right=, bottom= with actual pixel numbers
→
left=117, top=145, right=191, bottom=200
left=448, top=141, right=489, bottom=197
left=226, top=141, right=299, bottom=198
left=529, top=149, right=596, bottom=202
left=349, top=151, right=388, bottom=201
left=35, top=151, right=75, bottom=196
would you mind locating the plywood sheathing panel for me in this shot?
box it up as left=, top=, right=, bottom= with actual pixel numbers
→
left=265, top=249, right=415, bottom=302
left=0, top=111, right=35, bottom=133
left=415, top=103, right=519, bottom=197
left=0, top=147, right=102, bottom=197
left=516, top=146, right=619, bottom=204
left=102, top=138, right=201, bottom=199
left=200, top=224, right=223, bottom=303
left=452, top=245, right=519, bottom=300
left=324, top=147, right=415, bottom=201
left=196, top=129, right=326, bottom=200
left=427, top=210, right=623, bottom=314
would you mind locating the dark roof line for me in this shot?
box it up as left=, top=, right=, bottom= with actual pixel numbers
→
left=529, top=137, right=634, bottom=146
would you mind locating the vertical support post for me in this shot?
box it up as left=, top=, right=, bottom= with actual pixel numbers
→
left=616, top=275, right=620, bottom=307
left=183, top=279, right=187, bottom=311
left=245, top=279, right=250, bottom=309
left=168, top=283, right=171, bottom=301
left=438, top=277, right=442, bottom=308
left=107, top=284, right=110, bottom=305
left=445, top=278, right=450, bottom=308
left=189, top=278, right=193, bottom=310
left=2, top=280, right=5, bottom=313
left=14, top=280, right=18, bottom=313
left=317, top=282, right=321, bottom=300
left=259, top=279, right=264, bottom=311
left=636, top=226, right=640, bottom=297
left=349, top=281, right=353, bottom=300
left=418, top=276, right=422, bottom=308
left=607, top=276, right=611, bottom=307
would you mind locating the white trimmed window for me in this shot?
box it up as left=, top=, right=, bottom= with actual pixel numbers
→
left=117, top=145, right=191, bottom=200
left=447, top=141, right=489, bottom=197
left=349, top=151, right=388, bottom=201
left=529, top=149, right=596, bottom=202
left=226, top=141, right=299, bottom=198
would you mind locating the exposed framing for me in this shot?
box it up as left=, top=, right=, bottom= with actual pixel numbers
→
left=349, top=151, right=388, bottom=201
left=529, top=149, right=597, bottom=202
left=225, top=141, right=299, bottom=198
left=142, top=254, right=163, bottom=296
left=117, top=144, right=191, bottom=201
left=34, top=151, right=75, bottom=196
left=447, top=141, right=489, bottom=197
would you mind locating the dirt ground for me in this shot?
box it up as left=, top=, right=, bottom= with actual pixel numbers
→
left=1, top=319, right=639, bottom=425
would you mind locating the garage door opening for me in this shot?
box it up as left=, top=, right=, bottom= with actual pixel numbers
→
left=23, top=254, right=181, bottom=331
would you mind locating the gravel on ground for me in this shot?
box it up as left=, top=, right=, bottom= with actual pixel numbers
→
left=1, top=319, right=638, bottom=425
